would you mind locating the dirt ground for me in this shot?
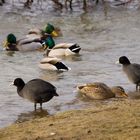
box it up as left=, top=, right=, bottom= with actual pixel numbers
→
left=0, top=99, right=140, bottom=140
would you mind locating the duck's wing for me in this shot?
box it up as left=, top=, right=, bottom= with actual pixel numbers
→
left=22, top=79, right=58, bottom=102
left=133, top=63, right=140, bottom=76
left=40, top=57, right=61, bottom=64
left=54, top=43, right=74, bottom=49
left=24, top=79, right=57, bottom=95
left=128, top=64, right=140, bottom=83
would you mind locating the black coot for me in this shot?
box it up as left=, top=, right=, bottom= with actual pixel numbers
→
left=12, top=78, right=59, bottom=110
left=118, top=56, right=140, bottom=91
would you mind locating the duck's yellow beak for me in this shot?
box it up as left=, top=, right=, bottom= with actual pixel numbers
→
left=51, top=31, right=58, bottom=37
left=3, top=40, right=8, bottom=48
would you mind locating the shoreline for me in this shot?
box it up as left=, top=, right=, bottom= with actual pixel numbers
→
left=0, top=99, right=140, bottom=140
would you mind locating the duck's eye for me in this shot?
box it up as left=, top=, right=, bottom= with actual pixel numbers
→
left=117, top=86, right=125, bottom=92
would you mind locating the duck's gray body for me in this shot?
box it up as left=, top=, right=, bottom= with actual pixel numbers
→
left=18, top=79, right=57, bottom=103
left=118, top=56, right=140, bottom=90
left=13, top=78, right=58, bottom=110
left=123, top=63, right=140, bottom=85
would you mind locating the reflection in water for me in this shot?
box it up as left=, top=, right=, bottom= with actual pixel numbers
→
left=39, top=70, right=65, bottom=81
left=1, top=5, right=140, bottom=128
left=15, top=109, right=49, bottom=124
left=5, top=51, right=15, bottom=57
left=62, top=54, right=82, bottom=62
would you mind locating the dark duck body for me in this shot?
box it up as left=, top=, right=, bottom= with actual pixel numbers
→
left=118, top=56, right=140, bottom=91
left=12, top=78, right=58, bottom=110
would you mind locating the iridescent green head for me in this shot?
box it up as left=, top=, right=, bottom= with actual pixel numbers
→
left=44, top=23, right=58, bottom=37
left=44, top=35, right=55, bottom=50
left=7, top=33, right=16, bottom=44
left=44, top=23, right=54, bottom=34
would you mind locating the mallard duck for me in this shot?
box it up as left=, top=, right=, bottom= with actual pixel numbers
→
left=77, top=82, right=128, bottom=100
left=11, top=78, right=59, bottom=110
left=3, top=23, right=60, bottom=51
left=43, top=35, right=81, bottom=57
left=3, top=33, right=43, bottom=51
left=48, top=43, right=81, bottom=57
left=117, top=56, right=140, bottom=91
left=26, top=23, right=61, bottom=40
left=39, top=57, right=70, bottom=71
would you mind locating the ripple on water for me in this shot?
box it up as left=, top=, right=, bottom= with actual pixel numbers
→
left=0, top=7, right=140, bottom=128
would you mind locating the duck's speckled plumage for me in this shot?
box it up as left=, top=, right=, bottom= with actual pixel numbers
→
left=77, top=82, right=128, bottom=100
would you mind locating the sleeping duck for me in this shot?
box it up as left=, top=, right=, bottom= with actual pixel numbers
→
left=3, top=33, right=43, bottom=51
left=39, top=57, right=70, bottom=71
left=43, top=35, right=81, bottom=57
left=26, top=23, right=61, bottom=40
left=77, top=82, right=128, bottom=100
left=48, top=43, right=81, bottom=57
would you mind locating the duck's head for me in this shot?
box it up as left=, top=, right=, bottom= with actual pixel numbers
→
left=43, top=23, right=59, bottom=37
left=42, top=35, right=55, bottom=50
left=3, top=33, right=18, bottom=51
left=111, top=86, right=128, bottom=98
left=6, top=33, right=17, bottom=44
left=116, top=56, right=131, bottom=65
left=12, top=78, right=25, bottom=88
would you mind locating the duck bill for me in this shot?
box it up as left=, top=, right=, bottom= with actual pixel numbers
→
left=51, top=31, right=58, bottom=37
left=3, top=40, right=8, bottom=48
left=9, top=82, right=14, bottom=86
left=122, top=92, right=128, bottom=97
left=115, top=60, right=120, bottom=64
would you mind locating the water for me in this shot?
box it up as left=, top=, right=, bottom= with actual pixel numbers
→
left=0, top=1, right=140, bottom=128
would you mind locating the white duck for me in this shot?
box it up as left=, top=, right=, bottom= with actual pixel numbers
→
left=48, top=43, right=81, bottom=57
left=39, top=57, right=70, bottom=71
left=43, top=35, right=81, bottom=57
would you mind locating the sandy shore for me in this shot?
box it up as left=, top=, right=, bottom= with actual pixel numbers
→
left=0, top=99, right=140, bottom=140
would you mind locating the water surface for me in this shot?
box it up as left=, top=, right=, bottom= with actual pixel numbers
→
left=0, top=2, right=140, bottom=128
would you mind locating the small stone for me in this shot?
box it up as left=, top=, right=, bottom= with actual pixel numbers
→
left=49, top=123, right=54, bottom=126
left=50, top=132, right=56, bottom=136
left=87, top=130, right=91, bottom=134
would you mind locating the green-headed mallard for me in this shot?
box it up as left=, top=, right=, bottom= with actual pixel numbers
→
left=39, top=57, right=70, bottom=71
left=77, top=82, right=128, bottom=100
left=26, top=23, right=61, bottom=40
left=3, top=23, right=60, bottom=51
left=3, top=33, right=43, bottom=51
left=43, top=35, right=81, bottom=57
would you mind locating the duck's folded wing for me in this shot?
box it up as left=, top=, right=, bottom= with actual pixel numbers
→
left=54, top=43, right=74, bottom=49
left=130, top=64, right=140, bottom=82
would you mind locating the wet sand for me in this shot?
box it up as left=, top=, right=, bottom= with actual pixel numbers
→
left=0, top=99, right=140, bottom=140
